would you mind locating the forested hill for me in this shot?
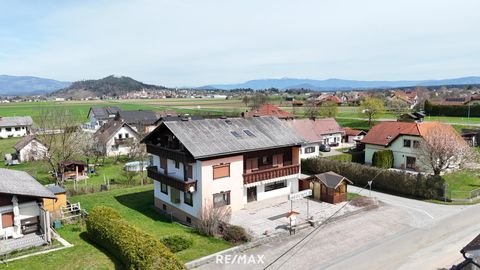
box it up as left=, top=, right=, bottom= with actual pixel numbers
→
left=51, top=75, right=167, bottom=98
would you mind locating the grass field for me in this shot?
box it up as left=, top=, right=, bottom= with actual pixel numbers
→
left=6, top=185, right=231, bottom=270
left=444, top=169, right=480, bottom=199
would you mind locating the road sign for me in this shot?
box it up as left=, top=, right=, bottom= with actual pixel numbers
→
left=289, top=189, right=312, bottom=201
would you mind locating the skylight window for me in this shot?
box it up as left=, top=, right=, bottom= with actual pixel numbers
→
left=231, top=131, right=241, bottom=138
left=243, top=129, right=255, bottom=137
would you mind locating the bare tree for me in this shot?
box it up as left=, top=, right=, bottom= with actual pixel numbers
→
left=304, top=100, right=319, bottom=119
left=197, top=201, right=231, bottom=236
left=36, top=107, right=86, bottom=186
left=81, top=133, right=105, bottom=172
left=127, top=122, right=149, bottom=185
left=318, top=101, right=338, bottom=118
left=387, top=98, right=410, bottom=117
left=418, top=124, right=475, bottom=175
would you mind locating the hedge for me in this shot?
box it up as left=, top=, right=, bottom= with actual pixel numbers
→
left=424, top=100, right=480, bottom=117
left=372, top=150, right=394, bottom=168
left=327, top=151, right=365, bottom=164
left=302, top=157, right=445, bottom=200
left=161, top=235, right=194, bottom=253
left=86, top=206, right=185, bottom=270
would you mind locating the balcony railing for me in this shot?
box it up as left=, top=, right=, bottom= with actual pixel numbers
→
left=147, top=166, right=197, bottom=192
left=114, top=137, right=133, bottom=145
left=146, top=144, right=194, bottom=163
left=243, top=164, right=300, bottom=185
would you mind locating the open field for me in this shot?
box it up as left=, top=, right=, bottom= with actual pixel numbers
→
left=5, top=185, right=231, bottom=270
left=444, top=169, right=480, bottom=199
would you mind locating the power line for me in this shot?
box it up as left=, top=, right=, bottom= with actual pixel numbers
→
left=264, top=171, right=383, bottom=270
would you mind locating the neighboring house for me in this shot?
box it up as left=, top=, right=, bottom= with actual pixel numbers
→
left=284, top=118, right=345, bottom=159
left=242, top=103, right=293, bottom=119
left=0, top=116, right=33, bottom=139
left=391, top=90, right=418, bottom=109
left=397, top=112, right=425, bottom=123
left=142, top=117, right=304, bottom=225
left=362, top=121, right=465, bottom=171
left=315, top=94, right=343, bottom=106
left=115, top=110, right=159, bottom=133
left=0, top=169, right=55, bottom=241
left=94, top=119, right=140, bottom=157
left=343, top=127, right=367, bottom=143
left=13, top=135, right=48, bottom=162
left=86, top=106, right=121, bottom=130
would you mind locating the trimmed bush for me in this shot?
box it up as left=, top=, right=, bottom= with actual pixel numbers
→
left=161, top=235, right=194, bottom=253
left=222, top=225, right=251, bottom=244
left=302, top=157, right=445, bottom=200
left=86, top=206, right=185, bottom=270
left=372, top=150, right=394, bottom=169
left=327, top=153, right=352, bottom=162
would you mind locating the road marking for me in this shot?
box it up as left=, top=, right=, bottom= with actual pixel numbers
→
left=381, top=198, right=434, bottom=219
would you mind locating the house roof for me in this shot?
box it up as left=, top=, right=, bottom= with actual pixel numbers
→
left=361, top=121, right=463, bottom=146
left=144, top=117, right=305, bottom=159
left=429, top=97, right=469, bottom=106
left=283, top=118, right=345, bottom=143
left=0, top=116, right=33, bottom=127
left=45, top=184, right=66, bottom=195
left=0, top=169, right=56, bottom=199
left=344, top=127, right=366, bottom=137
left=88, top=106, right=121, bottom=120
left=116, top=110, right=159, bottom=126
left=14, top=135, right=44, bottom=151
left=244, top=104, right=293, bottom=119
left=307, top=171, right=353, bottom=189
left=462, top=234, right=480, bottom=253
left=94, top=119, right=139, bottom=145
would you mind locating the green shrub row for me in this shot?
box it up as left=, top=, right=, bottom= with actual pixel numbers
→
left=372, top=150, right=394, bottom=168
left=302, top=157, right=445, bottom=199
left=424, top=100, right=480, bottom=117
left=161, top=235, right=194, bottom=253
left=86, top=206, right=185, bottom=270
left=327, top=151, right=365, bottom=164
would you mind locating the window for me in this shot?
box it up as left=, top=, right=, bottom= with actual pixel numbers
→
left=243, top=129, right=255, bottom=137
left=161, top=183, right=168, bottom=194
left=170, top=188, right=180, bottom=204
left=6, top=128, right=11, bottom=132
left=184, top=192, right=193, bottom=206
left=175, top=160, right=180, bottom=169
left=230, top=131, right=241, bottom=138
left=186, top=217, right=192, bottom=224
left=187, top=165, right=193, bottom=179
left=213, top=191, right=231, bottom=208
left=15, top=127, right=20, bottom=131
left=118, top=134, right=123, bottom=139
left=403, top=139, right=411, bottom=147
left=413, top=140, right=420, bottom=148
left=125, top=133, right=129, bottom=138
left=259, top=156, right=271, bottom=166
left=160, top=157, right=167, bottom=170
left=213, top=163, right=230, bottom=179
left=304, top=147, right=315, bottom=154
left=265, top=180, right=287, bottom=192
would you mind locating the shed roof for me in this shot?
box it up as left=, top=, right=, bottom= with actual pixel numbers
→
left=45, top=184, right=66, bottom=195
left=0, top=116, right=33, bottom=127
left=244, top=104, right=293, bottom=119
left=88, top=106, right=121, bottom=120
left=283, top=118, right=345, bottom=143
left=116, top=110, right=159, bottom=126
left=308, top=171, right=353, bottom=189
left=144, top=117, right=304, bottom=159
left=0, top=169, right=56, bottom=199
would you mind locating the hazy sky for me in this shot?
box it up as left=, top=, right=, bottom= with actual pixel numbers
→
left=1, top=0, right=479, bottom=87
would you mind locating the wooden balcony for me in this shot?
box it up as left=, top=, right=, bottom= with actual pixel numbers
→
left=146, top=144, right=194, bottom=163
left=147, top=166, right=196, bottom=192
left=114, top=137, right=133, bottom=145
left=243, top=164, right=299, bottom=185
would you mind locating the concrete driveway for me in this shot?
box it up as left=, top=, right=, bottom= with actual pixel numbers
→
left=196, top=188, right=475, bottom=270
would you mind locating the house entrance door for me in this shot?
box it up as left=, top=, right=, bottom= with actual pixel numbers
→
left=406, top=156, right=416, bottom=170
left=247, top=186, right=257, bottom=202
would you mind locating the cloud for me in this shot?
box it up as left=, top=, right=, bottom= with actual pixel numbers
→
left=0, top=0, right=479, bottom=86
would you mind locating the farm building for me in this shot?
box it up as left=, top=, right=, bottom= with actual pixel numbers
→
left=0, top=116, right=33, bottom=139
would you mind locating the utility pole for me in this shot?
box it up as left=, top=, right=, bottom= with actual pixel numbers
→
left=368, top=180, right=373, bottom=197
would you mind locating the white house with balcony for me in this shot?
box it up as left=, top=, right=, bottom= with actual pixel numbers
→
left=0, top=116, right=33, bottom=139
left=141, top=117, right=304, bottom=225
left=94, top=119, right=140, bottom=157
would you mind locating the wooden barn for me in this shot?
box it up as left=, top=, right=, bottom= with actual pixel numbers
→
left=302, top=171, right=352, bottom=204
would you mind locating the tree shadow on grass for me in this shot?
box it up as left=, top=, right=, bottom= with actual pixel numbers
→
left=114, top=190, right=174, bottom=223
left=79, top=232, right=124, bottom=270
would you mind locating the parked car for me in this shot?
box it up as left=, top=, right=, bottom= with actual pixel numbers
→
left=319, top=144, right=331, bottom=152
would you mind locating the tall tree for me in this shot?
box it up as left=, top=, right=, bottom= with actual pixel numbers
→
left=249, top=93, right=268, bottom=109
left=418, top=124, right=475, bottom=176
left=36, top=107, right=86, bottom=186
left=304, top=100, right=319, bottom=119
left=360, top=97, right=385, bottom=126
left=318, top=101, right=338, bottom=118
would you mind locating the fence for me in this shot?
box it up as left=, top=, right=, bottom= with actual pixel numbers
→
left=449, top=187, right=480, bottom=203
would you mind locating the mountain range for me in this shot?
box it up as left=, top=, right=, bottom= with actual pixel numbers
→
left=202, top=76, right=480, bottom=90
left=0, top=75, right=71, bottom=96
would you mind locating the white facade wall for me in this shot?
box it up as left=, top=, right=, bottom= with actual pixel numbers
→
left=365, top=135, right=423, bottom=170
left=300, top=143, right=320, bottom=159
left=322, top=133, right=343, bottom=145
left=104, top=126, right=138, bottom=157
left=0, top=126, right=29, bottom=139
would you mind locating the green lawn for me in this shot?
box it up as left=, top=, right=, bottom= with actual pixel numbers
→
left=444, top=169, right=480, bottom=199
left=6, top=185, right=231, bottom=269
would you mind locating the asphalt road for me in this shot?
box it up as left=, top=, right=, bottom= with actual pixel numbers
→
left=196, top=188, right=477, bottom=270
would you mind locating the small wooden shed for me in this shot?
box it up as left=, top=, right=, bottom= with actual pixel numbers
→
left=61, top=160, right=88, bottom=180
left=43, top=185, right=67, bottom=219
left=303, top=171, right=353, bottom=204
